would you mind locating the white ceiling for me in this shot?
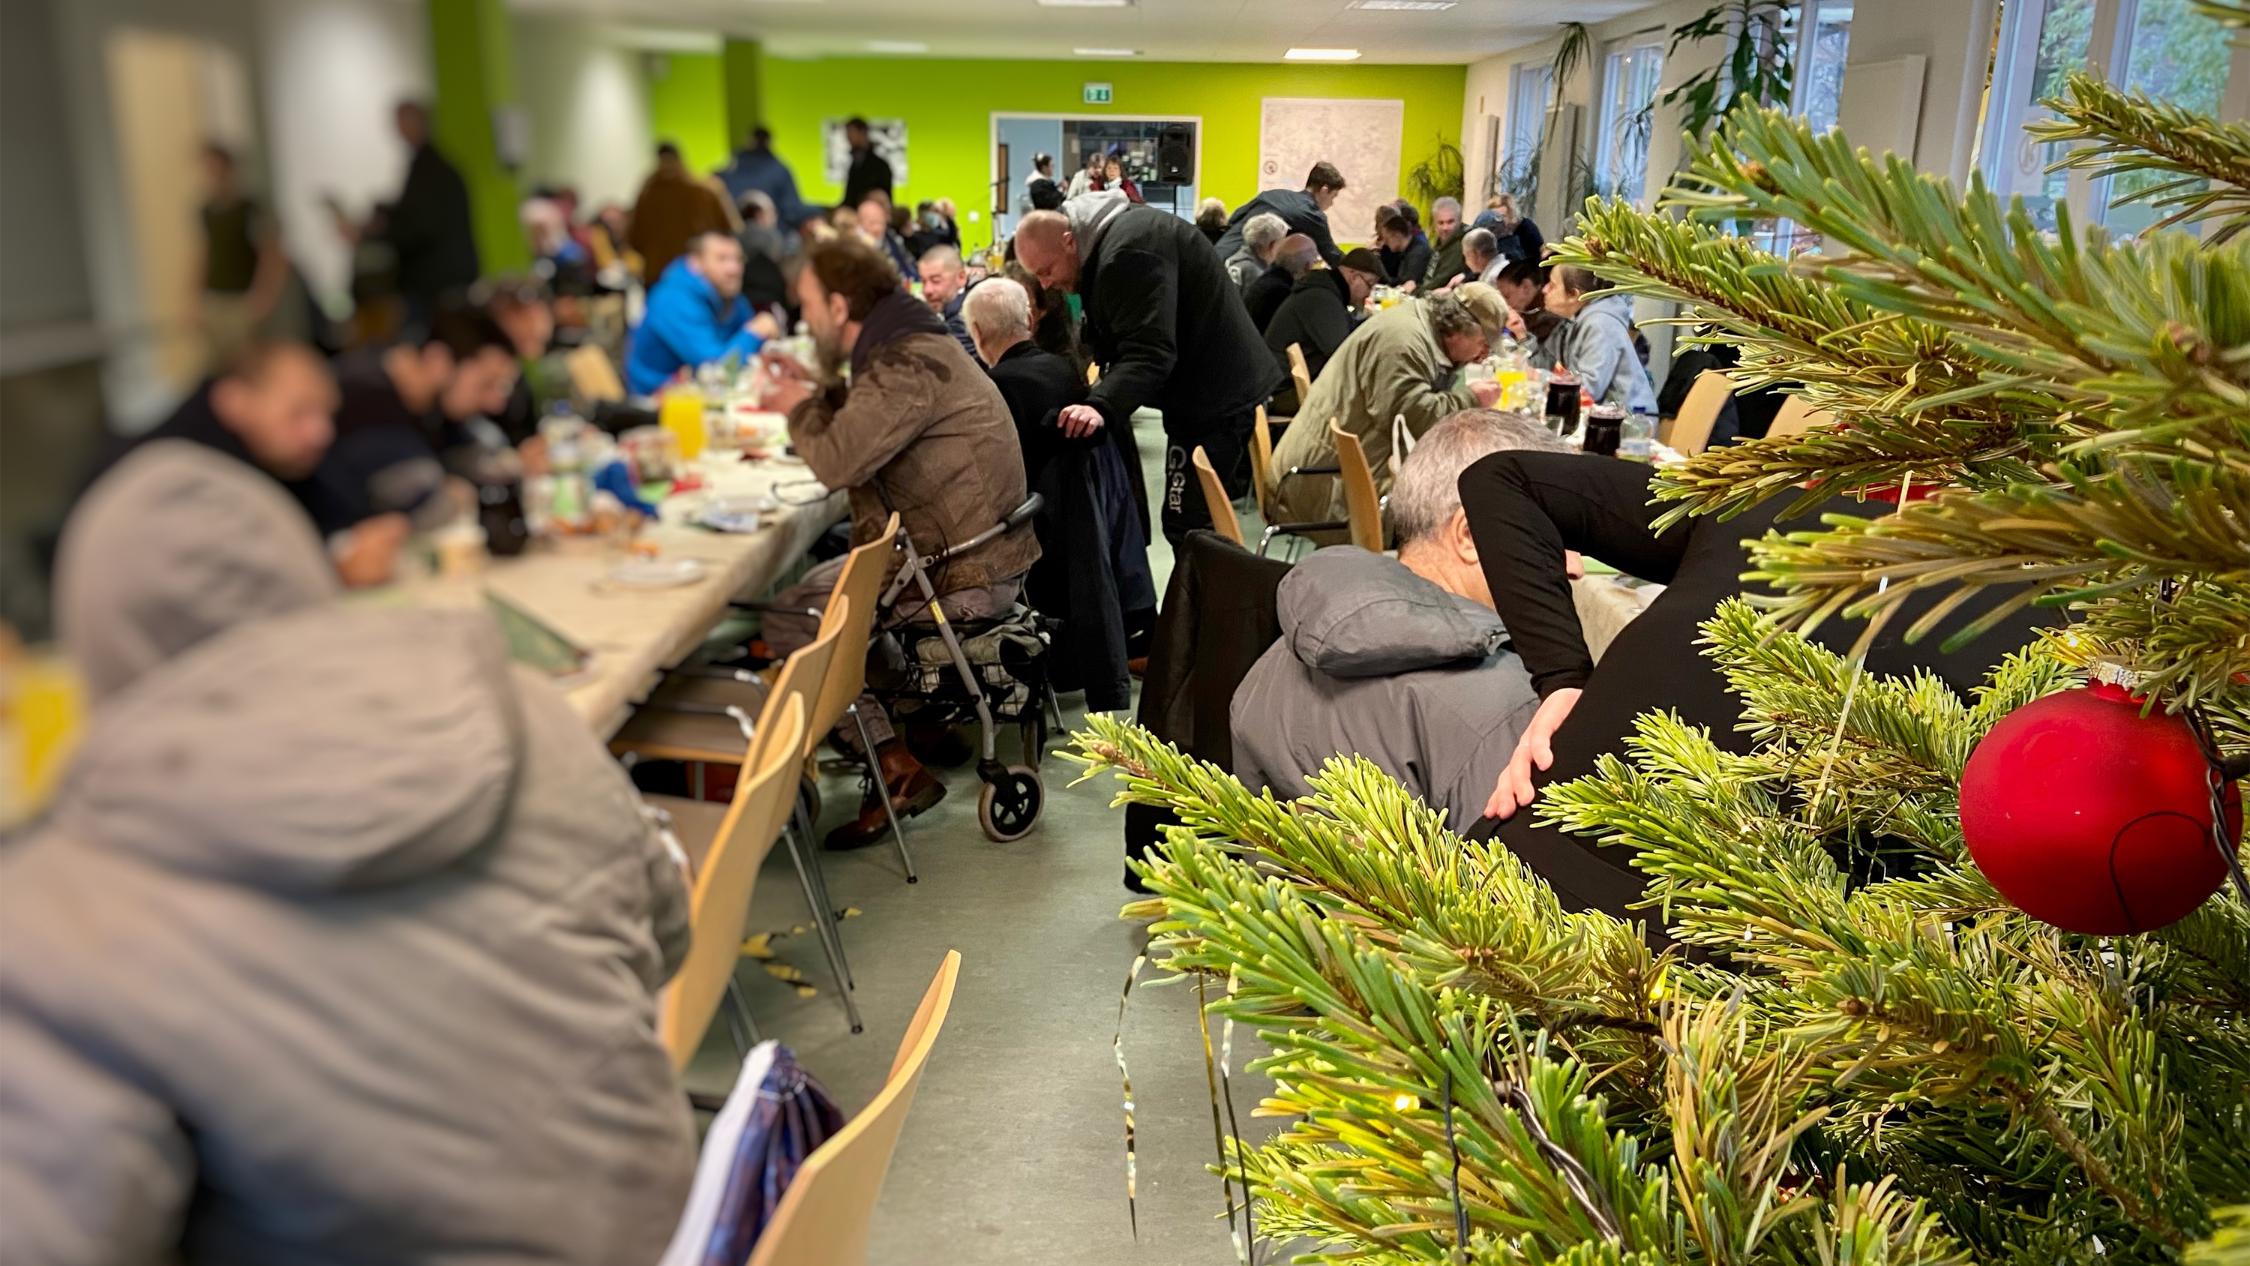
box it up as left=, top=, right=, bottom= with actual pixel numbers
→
left=510, top=0, right=1662, bottom=65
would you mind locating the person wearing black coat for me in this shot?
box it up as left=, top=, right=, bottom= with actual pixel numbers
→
left=1242, top=259, right=1296, bottom=332
left=1454, top=450, right=2056, bottom=925
left=1261, top=260, right=1372, bottom=414
left=1473, top=200, right=1547, bottom=267
left=372, top=102, right=480, bottom=327
left=1015, top=196, right=1283, bottom=544
left=1210, top=163, right=1349, bottom=269
left=1375, top=205, right=1433, bottom=291
left=970, top=281, right=1156, bottom=710
left=840, top=117, right=893, bottom=208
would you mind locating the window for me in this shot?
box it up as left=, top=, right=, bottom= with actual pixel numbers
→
left=1792, top=0, right=1855, bottom=135
left=1502, top=61, right=1553, bottom=194
left=1595, top=37, right=1665, bottom=205
left=1979, top=0, right=2235, bottom=232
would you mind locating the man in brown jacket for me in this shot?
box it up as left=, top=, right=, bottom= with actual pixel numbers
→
left=628, top=141, right=733, bottom=284
left=762, top=235, right=1040, bottom=848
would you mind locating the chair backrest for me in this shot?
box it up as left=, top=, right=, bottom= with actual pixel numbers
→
left=807, top=515, right=901, bottom=753
left=1328, top=420, right=1385, bottom=553
left=765, top=599, right=847, bottom=769
left=1662, top=370, right=1734, bottom=456
left=569, top=343, right=627, bottom=405
left=1287, top=342, right=1314, bottom=409
left=658, top=695, right=807, bottom=1068
left=746, top=950, right=963, bottom=1266
left=1247, top=406, right=1280, bottom=521
left=1190, top=445, right=1244, bottom=546
left=1764, top=395, right=1833, bottom=439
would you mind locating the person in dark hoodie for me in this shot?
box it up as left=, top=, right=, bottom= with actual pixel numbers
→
left=1013, top=193, right=1282, bottom=544
left=1262, top=245, right=1384, bottom=414
left=6, top=440, right=696, bottom=1266
left=1231, top=410, right=1568, bottom=829
left=1212, top=161, right=1349, bottom=269
left=840, top=116, right=894, bottom=208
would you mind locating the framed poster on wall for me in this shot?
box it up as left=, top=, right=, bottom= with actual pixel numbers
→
left=823, top=117, right=909, bottom=186
left=1258, top=97, right=1401, bottom=244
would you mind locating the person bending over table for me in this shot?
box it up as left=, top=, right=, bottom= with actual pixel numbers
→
left=1230, top=410, right=1569, bottom=831
left=1014, top=199, right=1280, bottom=544
left=1262, top=244, right=1383, bottom=414
left=1267, top=286, right=1514, bottom=535
left=759, top=235, right=1041, bottom=851
left=625, top=232, right=780, bottom=396
left=1457, top=449, right=2053, bottom=922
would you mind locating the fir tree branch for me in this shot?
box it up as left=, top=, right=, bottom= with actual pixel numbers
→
left=2030, top=72, right=2250, bottom=243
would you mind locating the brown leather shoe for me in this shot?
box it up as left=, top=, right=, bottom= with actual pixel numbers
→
left=824, top=766, right=945, bottom=851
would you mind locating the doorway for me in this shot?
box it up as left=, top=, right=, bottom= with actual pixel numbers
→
left=990, top=114, right=1202, bottom=238
left=103, top=26, right=256, bottom=391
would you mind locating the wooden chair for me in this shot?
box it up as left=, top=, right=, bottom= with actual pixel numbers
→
left=747, top=950, right=963, bottom=1266
left=568, top=343, right=627, bottom=405
left=615, top=604, right=867, bottom=1034
left=798, top=517, right=915, bottom=883
left=646, top=694, right=808, bottom=1069
left=1286, top=342, right=1315, bottom=412
left=1328, top=420, right=1385, bottom=554
left=1248, top=406, right=1349, bottom=557
left=1764, top=395, right=1834, bottom=439
left=1191, top=445, right=1245, bottom=546
left=1660, top=370, right=1733, bottom=457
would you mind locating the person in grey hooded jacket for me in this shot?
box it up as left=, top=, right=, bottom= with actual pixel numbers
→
left=1, top=441, right=695, bottom=1266
left=1229, top=410, right=1569, bottom=830
left=1546, top=264, right=1658, bottom=415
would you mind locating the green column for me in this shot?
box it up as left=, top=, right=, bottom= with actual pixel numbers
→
left=722, top=38, right=765, bottom=148
left=427, top=0, right=528, bottom=276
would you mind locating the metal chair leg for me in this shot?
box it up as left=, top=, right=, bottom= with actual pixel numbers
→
left=792, top=798, right=857, bottom=992
left=783, top=823, right=863, bottom=1033
left=850, top=702, right=918, bottom=884
left=723, top=976, right=762, bottom=1053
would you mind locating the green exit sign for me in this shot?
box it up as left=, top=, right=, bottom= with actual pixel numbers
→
left=1083, top=82, right=1113, bottom=105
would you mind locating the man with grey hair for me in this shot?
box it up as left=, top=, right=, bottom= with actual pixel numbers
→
left=1243, top=231, right=1314, bottom=331
left=917, top=243, right=977, bottom=356
left=1459, top=227, right=1504, bottom=287
left=1225, top=211, right=1290, bottom=295
left=1422, top=196, right=1470, bottom=290
left=1230, top=408, right=1571, bottom=828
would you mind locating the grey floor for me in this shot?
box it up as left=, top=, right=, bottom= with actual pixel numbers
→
left=683, top=415, right=1290, bottom=1263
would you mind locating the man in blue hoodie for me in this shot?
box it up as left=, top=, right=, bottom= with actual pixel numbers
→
left=625, top=232, right=780, bottom=396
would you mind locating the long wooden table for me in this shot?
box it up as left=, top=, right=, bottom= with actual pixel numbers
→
left=393, top=456, right=847, bottom=736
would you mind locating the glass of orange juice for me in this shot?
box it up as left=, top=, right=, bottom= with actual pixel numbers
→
left=659, top=389, right=707, bottom=463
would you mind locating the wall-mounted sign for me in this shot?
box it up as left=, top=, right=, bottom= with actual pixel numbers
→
left=1083, top=82, right=1113, bottom=105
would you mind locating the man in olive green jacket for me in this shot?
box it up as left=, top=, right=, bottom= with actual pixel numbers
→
left=1270, top=284, right=1511, bottom=530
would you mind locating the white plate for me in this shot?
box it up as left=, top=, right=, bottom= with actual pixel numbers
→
left=606, top=558, right=707, bottom=589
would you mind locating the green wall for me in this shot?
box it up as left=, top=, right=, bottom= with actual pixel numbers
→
left=427, top=0, right=529, bottom=274
left=646, top=51, right=733, bottom=175
left=755, top=57, right=1466, bottom=217
left=722, top=39, right=765, bottom=154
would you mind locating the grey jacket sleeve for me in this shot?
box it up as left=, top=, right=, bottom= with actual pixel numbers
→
left=1430, top=686, right=1542, bottom=835
left=639, top=812, right=694, bottom=985
left=0, top=1011, right=193, bottom=1265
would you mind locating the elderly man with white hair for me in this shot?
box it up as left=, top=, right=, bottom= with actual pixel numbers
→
left=1224, top=211, right=1290, bottom=295
left=1230, top=409, right=1574, bottom=829
left=965, top=276, right=1156, bottom=690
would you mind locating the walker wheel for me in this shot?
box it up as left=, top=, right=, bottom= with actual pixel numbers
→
left=977, top=766, right=1044, bottom=842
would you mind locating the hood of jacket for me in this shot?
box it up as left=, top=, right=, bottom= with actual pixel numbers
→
left=58, top=440, right=340, bottom=702
left=1275, top=546, right=1505, bottom=679
left=48, top=601, right=526, bottom=897
left=1062, top=189, right=1132, bottom=263
left=1577, top=290, right=1638, bottom=335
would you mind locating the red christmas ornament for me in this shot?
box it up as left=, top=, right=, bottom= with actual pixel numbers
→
left=1959, top=676, right=2242, bottom=935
